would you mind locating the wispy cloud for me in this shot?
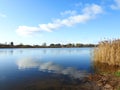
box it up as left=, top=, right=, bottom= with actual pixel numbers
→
left=111, top=0, right=120, bottom=10
left=17, top=58, right=89, bottom=79
left=16, top=4, right=103, bottom=36
left=0, top=13, right=7, bottom=18
left=60, top=10, right=77, bottom=16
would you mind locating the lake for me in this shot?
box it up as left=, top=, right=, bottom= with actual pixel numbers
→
left=0, top=48, right=94, bottom=90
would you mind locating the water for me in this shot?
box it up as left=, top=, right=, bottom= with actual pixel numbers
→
left=0, top=48, right=93, bottom=90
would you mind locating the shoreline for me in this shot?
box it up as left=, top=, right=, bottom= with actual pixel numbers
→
left=0, top=46, right=95, bottom=48
left=80, top=73, right=120, bottom=90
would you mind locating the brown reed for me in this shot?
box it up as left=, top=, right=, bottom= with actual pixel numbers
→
left=94, top=39, right=120, bottom=66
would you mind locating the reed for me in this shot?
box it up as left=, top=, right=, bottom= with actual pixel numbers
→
left=94, top=39, right=120, bottom=66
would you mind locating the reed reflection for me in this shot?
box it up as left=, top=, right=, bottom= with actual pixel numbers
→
left=93, top=61, right=120, bottom=74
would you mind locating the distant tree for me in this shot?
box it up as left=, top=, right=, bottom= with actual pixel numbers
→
left=10, top=42, right=14, bottom=46
left=72, top=43, right=75, bottom=47
left=50, top=44, right=55, bottom=48
left=66, top=43, right=74, bottom=47
left=55, top=44, right=61, bottom=48
left=33, top=45, right=40, bottom=48
left=76, top=43, right=83, bottom=47
left=62, top=44, right=67, bottom=47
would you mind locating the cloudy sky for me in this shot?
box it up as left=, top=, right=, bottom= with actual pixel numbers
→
left=0, top=0, right=120, bottom=45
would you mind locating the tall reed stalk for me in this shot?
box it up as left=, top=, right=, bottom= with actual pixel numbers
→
left=94, top=39, right=120, bottom=66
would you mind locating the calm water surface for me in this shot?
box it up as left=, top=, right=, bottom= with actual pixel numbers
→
left=0, top=48, right=93, bottom=90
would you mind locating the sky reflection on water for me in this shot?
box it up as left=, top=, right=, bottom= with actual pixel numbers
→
left=0, top=48, right=93, bottom=90
left=17, top=58, right=89, bottom=79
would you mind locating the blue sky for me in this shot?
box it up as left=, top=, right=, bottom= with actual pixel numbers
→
left=0, top=0, right=120, bottom=45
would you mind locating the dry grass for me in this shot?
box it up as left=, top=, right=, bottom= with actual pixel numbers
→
left=94, top=39, right=120, bottom=66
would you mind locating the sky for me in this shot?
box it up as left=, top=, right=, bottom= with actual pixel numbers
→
left=0, top=0, right=120, bottom=45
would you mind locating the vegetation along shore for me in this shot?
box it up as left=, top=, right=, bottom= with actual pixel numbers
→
left=92, top=39, right=120, bottom=90
left=0, top=42, right=96, bottom=48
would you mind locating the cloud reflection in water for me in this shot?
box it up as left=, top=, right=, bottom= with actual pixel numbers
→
left=17, top=58, right=89, bottom=79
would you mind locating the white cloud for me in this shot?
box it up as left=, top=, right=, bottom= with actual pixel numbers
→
left=83, top=4, right=103, bottom=15
left=0, top=13, right=7, bottom=18
left=16, top=4, right=103, bottom=36
left=111, top=0, right=120, bottom=10
left=16, top=26, right=40, bottom=36
left=60, top=10, right=77, bottom=16
left=39, top=23, right=60, bottom=32
left=17, top=58, right=89, bottom=79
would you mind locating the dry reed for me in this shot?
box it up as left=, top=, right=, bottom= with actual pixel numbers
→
left=94, top=39, right=120, bottom=66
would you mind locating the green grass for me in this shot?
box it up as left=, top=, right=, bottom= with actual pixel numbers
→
left=115, top=71, right=120, bottom=77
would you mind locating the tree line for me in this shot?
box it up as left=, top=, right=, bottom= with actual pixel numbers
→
left=0, top=42, right=96, bottom=48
